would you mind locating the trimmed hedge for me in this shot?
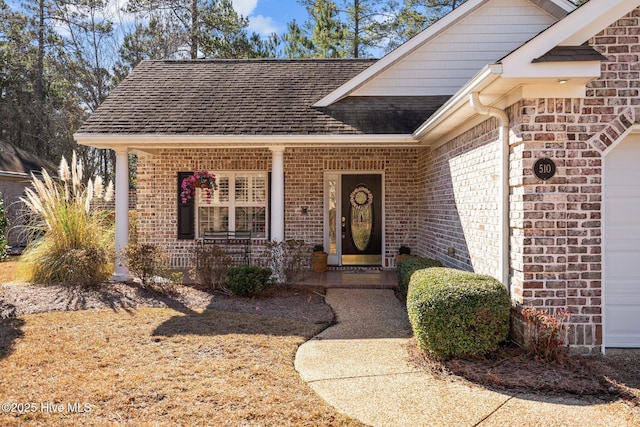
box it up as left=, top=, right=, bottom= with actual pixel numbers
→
left=224, top=265, right=273, bottom=297
left=397, top=256, right=443, bottom=296
left=407, top=267, right=510, bottom=360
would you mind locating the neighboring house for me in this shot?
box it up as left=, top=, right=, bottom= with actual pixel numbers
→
left=0, top=140, right=54, bottom=251
left=75, top=0, right=640, bottom=353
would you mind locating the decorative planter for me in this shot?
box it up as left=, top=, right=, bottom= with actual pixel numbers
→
left=311, top=251, right=328, bottom=273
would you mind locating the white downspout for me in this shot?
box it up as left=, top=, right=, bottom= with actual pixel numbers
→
left=470, top=92, right=510, bottom=289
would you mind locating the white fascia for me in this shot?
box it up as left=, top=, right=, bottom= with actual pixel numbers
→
left=74, top=133, right=420, bottom=151
left=501, top=0, right=640, bottom=78
left=312, top=0, right=488, bottom=107
left=413, top=64, right=502, bottom=141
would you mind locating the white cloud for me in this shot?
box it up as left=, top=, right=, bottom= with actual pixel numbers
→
left=231, top=0, right=258, bottom=17
left=248, top=14, right=282, bottom=36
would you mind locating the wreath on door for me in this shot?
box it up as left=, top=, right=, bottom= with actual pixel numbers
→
left=349, top=186, right=373, bottom=210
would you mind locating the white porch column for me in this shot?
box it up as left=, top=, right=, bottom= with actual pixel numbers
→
left=112, top=148, right=131, bottom=281
left=270, top=146, right=285, bottom=242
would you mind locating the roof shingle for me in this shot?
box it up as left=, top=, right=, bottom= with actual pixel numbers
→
left=78, top=59, right=447, bottom=136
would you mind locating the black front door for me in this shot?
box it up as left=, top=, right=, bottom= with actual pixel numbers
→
left=341, top=174, right=382, bottom=265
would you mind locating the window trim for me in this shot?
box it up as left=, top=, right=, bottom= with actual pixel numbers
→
left=195, top=171, right=268, bottom=240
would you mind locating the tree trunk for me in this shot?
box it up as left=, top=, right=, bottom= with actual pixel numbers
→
left=190, top=0, right=199, bottom=59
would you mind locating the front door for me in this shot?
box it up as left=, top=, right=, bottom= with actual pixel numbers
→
left=341, top=174, right=382, bottom=265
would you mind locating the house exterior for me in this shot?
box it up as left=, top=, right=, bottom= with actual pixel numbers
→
left=0, top=140, right=54, bottom=250
left=75, top=0, right=640, bottom=353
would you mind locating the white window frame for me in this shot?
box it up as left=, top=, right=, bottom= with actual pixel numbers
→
left=196, top=171, right=268, bottom=239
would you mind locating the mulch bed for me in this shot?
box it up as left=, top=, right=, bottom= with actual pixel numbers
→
left=0, top=281, right=334, bottom=325
left=408, top=339, right=640, bottom=408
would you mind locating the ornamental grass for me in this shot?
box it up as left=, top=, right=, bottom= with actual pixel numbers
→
left=17, top=152, right=114, bottom=286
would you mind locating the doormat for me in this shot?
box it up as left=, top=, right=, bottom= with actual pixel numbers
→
left=343, top=268, right=381, bottom=274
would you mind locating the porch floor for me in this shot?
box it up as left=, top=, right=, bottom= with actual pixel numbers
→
left=295, top=268, right=397, bottom=289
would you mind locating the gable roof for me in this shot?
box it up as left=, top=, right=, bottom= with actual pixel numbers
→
left=414, top=0, right=640, bottom=145
left=0, top=140, right=53, bottom=178
left=314, top=0, right=575, bottom=106
left=77, top=59, right=447, bottom=138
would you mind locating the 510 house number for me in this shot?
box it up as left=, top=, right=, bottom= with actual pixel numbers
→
left=533, top=158, right=556, bottom=180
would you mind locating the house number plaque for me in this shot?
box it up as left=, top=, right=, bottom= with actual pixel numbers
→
left=533, top=158, right=556, bottom=180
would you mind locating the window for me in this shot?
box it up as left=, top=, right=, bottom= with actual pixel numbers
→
left=197, top=172, right=267, bottom=238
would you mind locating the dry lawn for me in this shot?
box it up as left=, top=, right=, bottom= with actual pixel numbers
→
left=0, top=257, right=18, bottom=284
left=0, top=307, right=364, bottom=426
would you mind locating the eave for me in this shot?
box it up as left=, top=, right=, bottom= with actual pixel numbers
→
left=413, top=63, right=599, bottom=147
left=74, top=133, right=422, bottom=153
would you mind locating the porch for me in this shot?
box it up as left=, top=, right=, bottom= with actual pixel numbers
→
left=177, top=268, right=398, bottom=289
left=294, top=268, right=397, bottom=289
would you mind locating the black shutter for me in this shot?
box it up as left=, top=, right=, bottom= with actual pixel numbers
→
left=177, top=172, right=195, bottom=240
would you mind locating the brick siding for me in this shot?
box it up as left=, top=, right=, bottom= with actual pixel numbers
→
left=136, top=147, right=419, bottom=269
left=416, top=121, right=502, bottom=277
left=416, top=9, right=640, bottom=353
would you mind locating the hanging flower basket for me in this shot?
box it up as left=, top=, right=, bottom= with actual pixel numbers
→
left=181, top=171, right=217, bottom=204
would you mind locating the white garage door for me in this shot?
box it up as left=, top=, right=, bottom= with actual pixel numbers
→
left=604, top=133, right=640, bottom=347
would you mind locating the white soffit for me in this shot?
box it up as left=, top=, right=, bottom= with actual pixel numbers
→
left=73, top=133, right=420, bottom=151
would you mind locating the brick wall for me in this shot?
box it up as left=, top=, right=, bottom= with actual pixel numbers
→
left=418, top=9, right=640, bottom=354
left=508, top=98, right=608, bottom=354
left=416, top=120, right=502, bottom=278
left=136, top=147, right=419, bottom=269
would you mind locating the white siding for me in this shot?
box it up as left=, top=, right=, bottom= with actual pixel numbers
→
left=353, top=0, right=559, bottom=97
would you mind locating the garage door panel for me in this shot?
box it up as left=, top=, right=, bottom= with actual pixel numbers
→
left=605, top=306, right=640, bottom=347
left=605, top=252, right=640, bottom=279
left=606, top=281, right=640, bottom=304
left=606, top=187, right=640, bottom=198
left=605, top=203, right=640, bottom=224
left=604, top=135, right=640, bottom=348
left=606, top=233, right=640, bottom=246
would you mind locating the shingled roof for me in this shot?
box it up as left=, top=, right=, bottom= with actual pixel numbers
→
left=532, top=45, right=608, bottom=63
left=78, top=59, right=448, bottom=136
left=0, top=140, right=54, bottom=177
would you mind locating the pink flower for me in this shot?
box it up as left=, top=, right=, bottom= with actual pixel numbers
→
left=180, top=171, right=217, bottom=204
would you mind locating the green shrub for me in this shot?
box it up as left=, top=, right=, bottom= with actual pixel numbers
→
left=0, top=193, right=8, bottom=261
left=189, top=244, right=233, bottom=289
left=407, top=267, right=510, bottom=360
left=19, top=152, right=114, bottom=286
left=224, top=265, right=273, bottom=297
left=397, top=256, right=442, bottom=296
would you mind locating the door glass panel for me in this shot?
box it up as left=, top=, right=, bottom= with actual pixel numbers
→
left=349, top=186, right=373, bottom=251
left=328, top=180, right=337, bottom=255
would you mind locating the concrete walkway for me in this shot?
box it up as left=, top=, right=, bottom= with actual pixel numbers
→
left=295, top=289, right=639, bottom=427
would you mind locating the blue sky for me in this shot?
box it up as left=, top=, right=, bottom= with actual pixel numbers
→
left=232, top=0, right=309, bottom=36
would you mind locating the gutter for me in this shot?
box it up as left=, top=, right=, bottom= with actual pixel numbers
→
left=469, top=92, right=510, bottom=290
left=73, top=133, right=419, bottom=150
left=413, top=64, right=502, bottom=141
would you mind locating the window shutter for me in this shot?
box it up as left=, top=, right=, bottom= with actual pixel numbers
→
left=177, top=172, right=195, bottom=240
